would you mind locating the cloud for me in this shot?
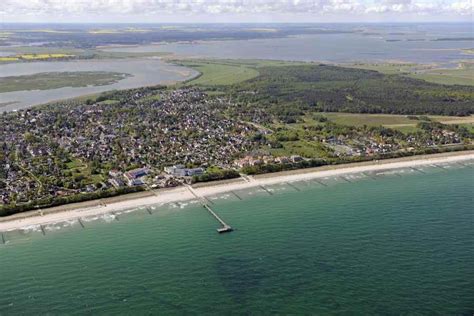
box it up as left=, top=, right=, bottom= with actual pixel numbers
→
left=365, top=0, right=473, bottom=15
left=1, top=0, right=472, bottom=18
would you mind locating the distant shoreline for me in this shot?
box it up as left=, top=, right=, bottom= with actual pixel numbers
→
left=0, top=150, right=472, bottom=232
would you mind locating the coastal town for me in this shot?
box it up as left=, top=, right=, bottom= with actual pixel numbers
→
left=0, top=87, right=472, bottom=212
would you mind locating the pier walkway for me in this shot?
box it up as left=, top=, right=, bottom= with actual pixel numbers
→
left=185, top=185, right=233, bottom=234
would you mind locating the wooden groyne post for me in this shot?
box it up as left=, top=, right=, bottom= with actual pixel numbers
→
left=78, top=218, right=85, bottom=229
left=410, top=167, right=426, bottom=174
left=185, top=185, right=233, bottom=233
left=286, top=182, right=301, bottom=191
left=1, top=233, right=5, bottom=245
left=312, top=179, right=327, bottom=187
left=231, top=191, right=242, bottom=200
left=259, top=185, right=273, bottom=195
left=363, top=172, right=377, bottom=180
left=340, top=176, right=352, bottom=183
left=40, top=225, right=46, bottom=235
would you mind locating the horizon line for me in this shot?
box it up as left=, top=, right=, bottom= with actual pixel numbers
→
left=1, top=21, right=472, bottom=24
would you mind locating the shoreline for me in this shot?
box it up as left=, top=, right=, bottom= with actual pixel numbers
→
left=1, top=150, right=473, bottom=232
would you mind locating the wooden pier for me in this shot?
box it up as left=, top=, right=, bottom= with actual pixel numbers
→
left=203, top=196, right=214, bottom=205
left=203, top=204, right=233, bottom=233
left=186, top=185, right=233, bottom=233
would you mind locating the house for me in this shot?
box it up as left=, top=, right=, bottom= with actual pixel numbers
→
left=275, top=156, right=290, bottom=164
left=109, top=170, right=122, bottom=178
left=164, top=164, right=186, bottom=175
left=234, top=157, right=251, bottom=168
left=127, top=178, right=144, bottom=186
left=164, top=165, right=204, bottom=177
left=109, top=178, right=124, bottom=188
left=262, top=156, right=275, bottom=164
left=291, top=155, right=303, bottom=163
left=185, top=168, right=204, bottom=176
left=249, top=158, right=263, bottom=166
left=124, top=167, right=149, bottom=180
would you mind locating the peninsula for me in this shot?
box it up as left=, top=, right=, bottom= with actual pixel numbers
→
left=1, top=60, right=473, bottom=218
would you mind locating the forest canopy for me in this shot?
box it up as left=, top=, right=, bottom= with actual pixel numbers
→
left=222, top=64, right=474, bottom=117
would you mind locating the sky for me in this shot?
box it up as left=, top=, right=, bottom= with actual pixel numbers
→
left=1, top=0, right=472, bottom=23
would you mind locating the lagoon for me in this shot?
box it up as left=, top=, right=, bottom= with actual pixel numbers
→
left=104, top=31, right=474, bottom=65
left=0, top=58, right=197, bottom=111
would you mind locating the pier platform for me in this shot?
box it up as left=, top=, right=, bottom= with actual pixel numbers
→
left=186, top=185, right=233, bottom=234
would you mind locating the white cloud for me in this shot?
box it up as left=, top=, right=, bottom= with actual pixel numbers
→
left=1, top=0, right=472, bottom=19
left=449, top=0, right=474, bottom=14
left=365, top=0, right=473, bottom=15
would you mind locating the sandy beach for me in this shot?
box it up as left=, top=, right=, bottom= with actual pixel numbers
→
left=1, top=151, right=473, bottom=232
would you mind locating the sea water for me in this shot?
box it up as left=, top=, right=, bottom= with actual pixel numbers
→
left=0, top=163, right=473, bottom=314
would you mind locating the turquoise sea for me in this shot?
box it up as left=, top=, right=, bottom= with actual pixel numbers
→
left=1, top=163, right=473, bottom=315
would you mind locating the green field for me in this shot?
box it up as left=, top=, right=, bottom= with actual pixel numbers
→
left=0, top=46, right=171, bottom=64
left=343, top=63, right=419, bottom=75
left=324, top=113, right=417, bottom=126
left=176, top=59, right=309, bottom=86
left=178, top=60, right=260, bottom=86
left=409, top=68, right=474, bottom=86
left=180, top=59, right=474, bottom=89
left=323, top=113, right=474, bottom=132
left=0, top=71, right=130, bottom=93
left=344, top=62, right=474, bottom=86
left=64, top=158, right=104, bottom=186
